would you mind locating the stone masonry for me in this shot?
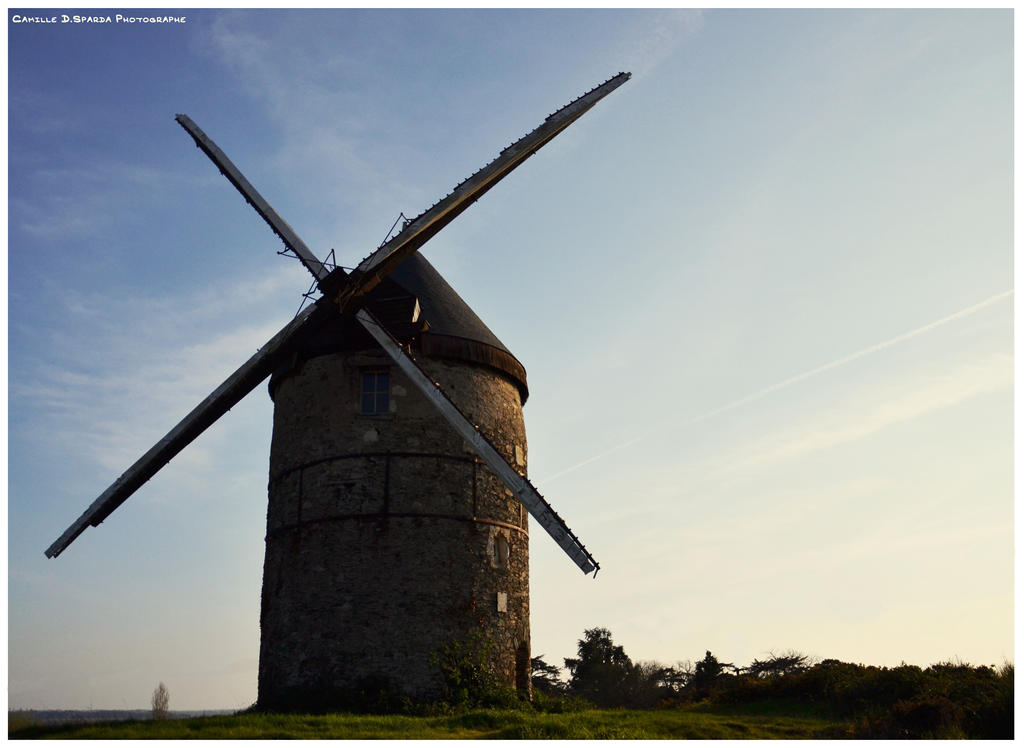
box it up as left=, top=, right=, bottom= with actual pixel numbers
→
left=257, top=346, right=530, bottom=709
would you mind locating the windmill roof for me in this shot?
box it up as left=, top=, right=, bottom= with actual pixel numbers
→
left=386, top=252, right=528, bottom=401
left=271, top=251, right=528, bottom=403
left=387, top=253, right=509, bottom=355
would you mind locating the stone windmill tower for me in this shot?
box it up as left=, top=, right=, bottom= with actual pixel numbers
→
left=45, top=73, right=630, bottom=709
left=260, top=253, right=535, bottom=706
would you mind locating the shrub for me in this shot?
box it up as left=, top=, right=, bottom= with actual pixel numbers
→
left=432, top=634, right=521, bottom=709
left=695, top=655, right=1013, bottom=739
left=854, top=695, right=964, bottom=739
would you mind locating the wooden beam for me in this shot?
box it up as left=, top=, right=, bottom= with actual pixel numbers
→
left=45, top=298, right=334, bottom=558
left=47, top=73, right=629, bottom=563
left=335, top=72, right=631, bottom=312
left=356, top=308, right=599, bottom=575
left=175, top=114, right=331, bottom=283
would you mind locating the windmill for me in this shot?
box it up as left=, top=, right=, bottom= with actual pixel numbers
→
left=46, top=72, right=630, bottom=708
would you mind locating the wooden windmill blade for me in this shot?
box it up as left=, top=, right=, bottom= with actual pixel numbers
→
left=175, top=114, right=332, bottom=285
left=356, top=308, right=600, bottom=574
left=178, top=72, right=630, bottom=308
left=45, top=73, right=629, bottom=570
left=44, top=297, right=336, bottom=559
left=47, top=116, right=347, bottom=560
left=44, top=116, right=346, bottom=559
left=335, top=72, right=631, bottom=310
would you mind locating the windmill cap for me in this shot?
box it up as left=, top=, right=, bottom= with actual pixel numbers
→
left=388, top=252, right=529, bottom=402
left=270, top=252, right=528, bottom=403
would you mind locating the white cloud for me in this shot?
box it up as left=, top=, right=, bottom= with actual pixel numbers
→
left=13, top=194, right=114, bottom=240
left=8, top=90, right=82, bottom=135
left=740, top=351, right=1012, bottom=470
left=197, top=14, right=420, bottom=247
left=11, top=268, right=302, bottom=477
left=12, top=161, right=199, bottom=240
left=541, top=291, right=1012, bottom=484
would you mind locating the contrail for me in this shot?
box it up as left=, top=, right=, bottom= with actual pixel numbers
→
left=539, top=289, right=1013, bottom=483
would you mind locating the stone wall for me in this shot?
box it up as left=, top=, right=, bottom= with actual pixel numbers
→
left=258, top=348, right=530, bottom=709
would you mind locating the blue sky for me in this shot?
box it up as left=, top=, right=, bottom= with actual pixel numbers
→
left=8, top=9, right=1013, bottom=710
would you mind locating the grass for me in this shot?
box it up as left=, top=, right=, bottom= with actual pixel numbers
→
left=9, top=706, right=850, bottom=739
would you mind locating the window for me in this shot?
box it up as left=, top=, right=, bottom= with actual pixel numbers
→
left=492, top=534, right=510, bottom=569
left=360, top=369, right=390, bottom=415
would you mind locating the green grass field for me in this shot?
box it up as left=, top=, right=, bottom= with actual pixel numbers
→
left=9, top=706, right=851, bottom=740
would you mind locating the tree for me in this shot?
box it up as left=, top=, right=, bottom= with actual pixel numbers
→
left=625, top=660, right=678, bottom=708
left=563, top=627, right=635, bottom=708
left=692, top=651, right=734, bottom=698
left=151, top=682, right=170, bottom=720
left=530, top=655, right=565, bottom=694
left=663, top=662, right=692, bottom=693
left=745, top=651, right=811, bottom=679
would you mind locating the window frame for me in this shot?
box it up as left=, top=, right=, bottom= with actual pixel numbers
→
left=359, top=368, right=391, bottom=416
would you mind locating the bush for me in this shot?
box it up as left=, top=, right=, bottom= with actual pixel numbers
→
left=952, top=661, right=1013, bottom=739
left=432, top=634, right=521, bottom=710
left=693, top=656, right=1013, bottom=739
left=855, top=695, right=964, bottom=739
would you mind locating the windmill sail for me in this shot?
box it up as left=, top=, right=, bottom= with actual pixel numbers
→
left=47, top=73, right=628, bottom=566
left=177, top=73, right=630, bottom=309
left=356, top=308, right=599, bottom=574
left=44, top=298, right=334, bottom=558
left=336, top=72, right=631, bottom=310
left=175, top=114, right=332, bottom=284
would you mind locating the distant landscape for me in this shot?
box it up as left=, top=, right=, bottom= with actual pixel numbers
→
left=9, top=627, right=1013, bottom=739
left=8, top=709, right=235, bottom=726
